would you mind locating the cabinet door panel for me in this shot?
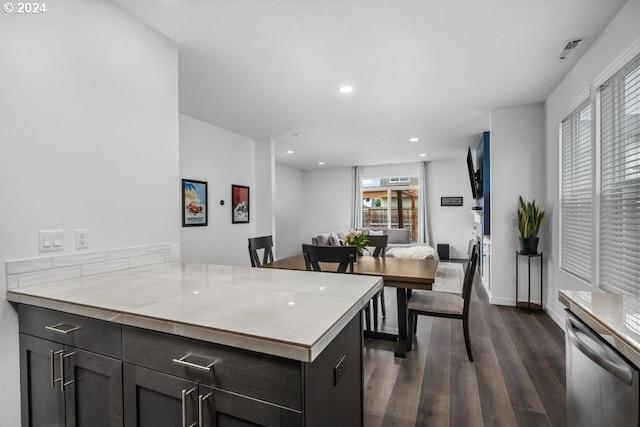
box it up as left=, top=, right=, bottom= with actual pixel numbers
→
left=64, top=348, right=123, bottom=427
left=19, top=333, right=65, bottom=427
left=201, top=385, right=301, bottom=427
left=123, top=364, right=198, bottom=427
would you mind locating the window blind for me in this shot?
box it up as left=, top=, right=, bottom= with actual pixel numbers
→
left=561, top=99, right=593, bottom=283
left=599, top=52, right=640, bottom=295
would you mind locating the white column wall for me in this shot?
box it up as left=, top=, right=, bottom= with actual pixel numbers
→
left=275, top=164, right=304, bottom=258
left=490, top=103, right=546, bottom=306
left=255, top=139, right=276, bottom=240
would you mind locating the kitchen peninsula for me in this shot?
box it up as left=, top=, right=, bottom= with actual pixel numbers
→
left=8, top=262, right=382, bottom=427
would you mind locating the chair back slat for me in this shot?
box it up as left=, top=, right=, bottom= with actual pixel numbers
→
left=462, top=243, right=479, bottom=315
left=301, top=244, right=356, bottom=273
left=248, top=235, right=274, bottom=267
left=467, top=239, right=477, bottom=259
left=366, top=234, right=388, bottom=257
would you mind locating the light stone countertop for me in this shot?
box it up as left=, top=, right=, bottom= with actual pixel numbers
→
left=7, top=262, right=383, bottom=362
left=559, top=289, right=640, bottom=367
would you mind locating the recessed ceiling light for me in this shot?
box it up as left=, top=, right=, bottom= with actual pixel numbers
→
left=338, top=86, right=353, bottom=94
left=287, top=150, right=294, bottom=154
left=419, top=153, right=426, bottom=157
left=318, top=161, right=325, bottom=165
left=409, top=137, right=419, bottom=142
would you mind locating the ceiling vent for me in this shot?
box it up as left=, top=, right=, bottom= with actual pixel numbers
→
left=559, top=39, right=583, bottom=60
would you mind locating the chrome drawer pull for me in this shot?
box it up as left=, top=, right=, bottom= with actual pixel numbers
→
left=181, top=387, right=196, bottom=427
left=45, top=323, right=81, bottom=335
left=172, top=354, right=216, bottom=373
left=199, top=392, right=212, bottom=427
left=61, top=352, right=76, bottom=390
left=50, top=350, right=63, bottom=388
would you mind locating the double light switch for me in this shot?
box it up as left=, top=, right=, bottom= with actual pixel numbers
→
left=39, top=230, right=64, bottom=252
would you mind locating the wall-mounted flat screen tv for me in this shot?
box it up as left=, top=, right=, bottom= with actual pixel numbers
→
left=466, top=146, right=478, bottom=199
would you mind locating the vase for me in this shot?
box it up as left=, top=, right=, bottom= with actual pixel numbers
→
left=519, top=237, right=539, bottom=254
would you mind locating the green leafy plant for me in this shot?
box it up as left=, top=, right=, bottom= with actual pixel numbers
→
left=517, top=196, right=545, bottom=238
left=343, top=229, right=369, bottom=255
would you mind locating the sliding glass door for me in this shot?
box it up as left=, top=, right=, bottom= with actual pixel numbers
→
left=361, top=177, right=419, bottom=242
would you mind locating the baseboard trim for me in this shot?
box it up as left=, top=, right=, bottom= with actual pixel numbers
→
left=489, top=296, right=515, bottom=306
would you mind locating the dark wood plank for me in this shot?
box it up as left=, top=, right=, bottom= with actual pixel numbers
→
left=522, top=360, right=566, bottom=427
left=513, top=407, right=553, bottom=427
left=515, top=308, right=566, bottom=386
left=416, top=317, right=450, bottom=426
left=474, top=336, right=518, bottom=425
left=449, top=352, right=483, bottom=426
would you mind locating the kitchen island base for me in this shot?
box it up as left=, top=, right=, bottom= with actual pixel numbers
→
left=18, top=304, right=363, bottom=427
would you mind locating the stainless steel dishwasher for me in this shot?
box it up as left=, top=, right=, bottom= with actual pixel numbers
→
left=566, top=309, right=639, bottom=427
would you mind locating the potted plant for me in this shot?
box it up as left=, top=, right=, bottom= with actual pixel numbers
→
left=517, top=196, right=544, bottom=254
left=343, top=229, right=369, bottom=256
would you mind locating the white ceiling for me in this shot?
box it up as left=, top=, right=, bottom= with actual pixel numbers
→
left=113, top=0, right=626, bottom=170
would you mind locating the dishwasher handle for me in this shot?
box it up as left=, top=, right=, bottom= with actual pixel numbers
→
left=566, top=312, right=634, bottom=385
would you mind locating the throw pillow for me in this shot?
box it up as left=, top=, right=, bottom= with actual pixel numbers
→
left=330, top=233, right=341, bottom=246
left=368, top=229, right=385, bottom=236
left=314, top=233, right=332, bottom=246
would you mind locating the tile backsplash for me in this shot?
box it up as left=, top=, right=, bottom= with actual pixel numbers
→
left=5, top=243, right=172, bottom=289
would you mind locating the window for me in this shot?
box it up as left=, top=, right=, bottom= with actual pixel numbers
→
left=599, top=52, right=640, bottom=295
left=561, top=99, right=593, bottom=283
left=361, top=176, right=419, bottom=241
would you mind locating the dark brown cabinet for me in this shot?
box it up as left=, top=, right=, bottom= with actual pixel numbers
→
left=17, top=304, right=363, bottom=427
left=19, top=333, right=123, bottom=427
left=19, top=333, right=65, bottom=427
left=123, top=364, right=300, bottom=427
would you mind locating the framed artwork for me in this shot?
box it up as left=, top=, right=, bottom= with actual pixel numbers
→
left=182, top=179, right=208, bottom=227
left=232, top=185, right=250, bottom=224
left=441, top=196, right=463, bottom=207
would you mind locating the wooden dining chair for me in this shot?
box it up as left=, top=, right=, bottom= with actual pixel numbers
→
left=407, top=245, right=479, bottom=361
left=248, top=235, right=274, bottom=267
left=301, top=243, right=356, bottom=273
left=301, top=244, right=373, bottom=330
left=365, top=234, right=388, bottom=328
left=366, top=234, right=388, bottom=257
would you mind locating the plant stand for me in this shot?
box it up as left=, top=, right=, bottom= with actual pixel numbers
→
left=515, top=251, right=543, bottom=314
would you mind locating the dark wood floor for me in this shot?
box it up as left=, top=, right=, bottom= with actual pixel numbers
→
left=363, top=270, right=566, bottom=427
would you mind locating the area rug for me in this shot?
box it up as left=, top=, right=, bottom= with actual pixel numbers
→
left=387, top=245, right=439, bottom=260
left=432, top=262, right=464, bottom=294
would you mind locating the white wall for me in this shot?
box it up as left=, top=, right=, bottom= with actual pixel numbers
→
left=360, top=163, right=419, bottom=179
left=302, top=167, right=354, bottom=239
left=544, top=0, right=640, bottom=325
left=275, top=164, right=305, bottom=258
left=179, top=114, right=256, bottom=266
left=490, top=103, right=546, bottom=306
left=426, top=159, right=477, bottom=259
left=0, top=0, right=179, bottom=422
left=255, top=139, right=276, bottom=238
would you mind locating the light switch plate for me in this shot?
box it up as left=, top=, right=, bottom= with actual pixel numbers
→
left=39, top=230, right=64, bottom=252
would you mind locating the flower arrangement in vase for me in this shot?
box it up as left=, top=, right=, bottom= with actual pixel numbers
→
left=343, top=229, right=369, bottom=256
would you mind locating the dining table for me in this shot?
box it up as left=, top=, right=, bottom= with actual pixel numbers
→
left=262, top=254, right=438, bottom=358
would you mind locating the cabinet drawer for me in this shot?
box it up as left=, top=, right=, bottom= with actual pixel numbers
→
left=122, top=326, right=302, bottom=410
left=18, top=305, right=121, bottom=359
